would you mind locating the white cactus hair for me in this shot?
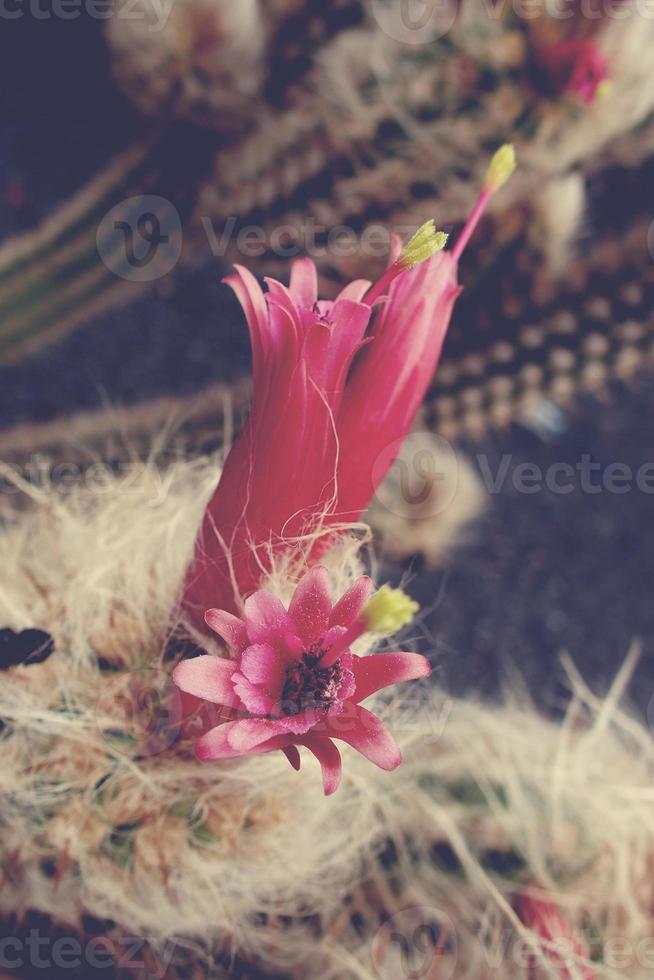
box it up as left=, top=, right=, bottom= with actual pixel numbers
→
left=106, top=0, right=265, bottom=127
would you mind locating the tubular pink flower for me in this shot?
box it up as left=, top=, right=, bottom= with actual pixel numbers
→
left=517, top=892, right=595, bottom=979
left=536, top=38, right=610, bottom=105
left=173, top=567, right=431, bottom=795
left=335, top=246, right=461, bottom=519
left=181, top=153, right=514, bottom=625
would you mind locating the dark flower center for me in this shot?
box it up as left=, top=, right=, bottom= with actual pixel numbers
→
left=280, top=649, right=343, bottom=716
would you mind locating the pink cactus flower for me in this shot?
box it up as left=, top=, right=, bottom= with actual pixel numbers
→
left=517, top=892, right=595, bottom=979
left=181, top=146, right=516, bottom=627
left=173, top=567, right=431, bottom=795
left=536, top=38, right=610, bottom=105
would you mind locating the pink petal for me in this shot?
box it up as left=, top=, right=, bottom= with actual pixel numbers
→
left=225, top=265, right=269, bottom=388
left=323, top=704, right=402, bottom=771
left=283, top=745, right=302, bottom=771
left=243, top=591, right=294, bottom=644
left=320, top=300, right=372, bottom=408
left=352, top=652, right=431, bottom=703
left=172, top=656, right=239, bottom=708
left=317, top=625, right=349, bottom=668
left=329, top=576, right=374, bottom=628
left=332, top=651, right=355, bottom=705
left=289, top=257, right=318, bottom=309
left=239, top=643, right=287, bottom=688
left=282, top=632, right=305, bottom=659
left=196, top=718, right=279, bottom=759
left=199, top=712, right=318, bottom=761
left=301, top=734, right=342, bottom=796
left=315, top=299, right=334, bottom=318
left=195, top=725, right=246, bottom=760
left=204, top=609, right=248, bottom=654
left=335, top=279, right=373, bottom=304
left=320, top=625, right=347, bottom=649
left=231, top=673, right=276, bottom=715
left=288, top=566, right=332, bottom=646
left=518, top=892, right=595, bottom=979
left=265, top=287, right=302, bottom=357
left=274, top=709, right=321, bottom=737
left=335, top=252, right=461, bottom=522
left=178, top=692, right=231, bottom=739
left=195, top=721, right=295, bottom=761
left=301, top=314, right=332, bottom=389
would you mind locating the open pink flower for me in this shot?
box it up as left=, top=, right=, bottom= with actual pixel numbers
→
left=536, top=38, right=610, bottom=105
left=173, top=567, right=430, bottom=795
left=518, top=892, right=595, bottom=979
left=181, top=148, right=515, bottom=628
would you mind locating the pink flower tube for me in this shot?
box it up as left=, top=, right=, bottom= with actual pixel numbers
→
left=518, top=892, right=595, bottom=979
left=181, top=146, right=516, bottom=626
left=537, top=38, right=610, bottom=105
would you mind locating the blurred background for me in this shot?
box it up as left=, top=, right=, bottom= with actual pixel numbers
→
left=1, top=0, right=654, bottom=751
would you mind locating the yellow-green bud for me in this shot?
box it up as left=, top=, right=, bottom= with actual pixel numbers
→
left=595, top=79, right=612, bottom=101
left=484, top=144, right=516, bottom=193
left=362, top=586, right=419, bottom=635
left=398, top=220, right=449, bottom=270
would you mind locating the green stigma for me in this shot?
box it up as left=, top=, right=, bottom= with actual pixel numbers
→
left=484, top=144, right=516, bottom=193
left=595, top=79, right=612, bottom=101
left=362, top=586, right=419, bottom=636
left=398, top=220, right=449, bottom=270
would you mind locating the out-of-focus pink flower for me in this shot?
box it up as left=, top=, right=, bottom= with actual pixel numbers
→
left=173, top=567, right=430, bottom=795
left=181, top=147, right=515, bottom=627
left=517, top=892, right=595, bottom=979
left=536, top=38, right=610, bottom=105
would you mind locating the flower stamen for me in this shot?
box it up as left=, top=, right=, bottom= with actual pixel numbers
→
left=366, top=220, right=448, bottom=305
left=280, top=651, right=345, bottom=716
left=452, top=143, right=516, bottom=262
left=320, top=586, right=419, bottom=668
